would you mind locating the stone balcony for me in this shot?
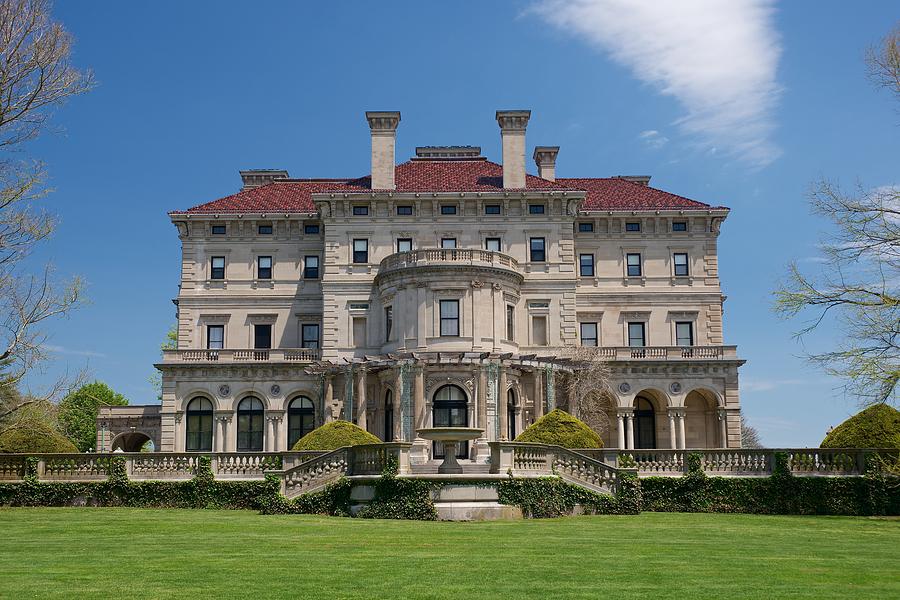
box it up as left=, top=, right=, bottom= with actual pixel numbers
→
left=594, top=345, right=739, bottom=361
left=376, top=248, right=521, bottom=278
left=160, top=348, right=321, bottom=364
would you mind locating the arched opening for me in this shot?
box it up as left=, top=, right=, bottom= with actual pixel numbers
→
left=383, top=390, right=394, bottom=442
left=432, top=385, right=468, bottom=459
left=186, top=397, right=214, bottom=452
left=287, top=396, right=315, bottom=449
left=684, top=389, right=719, bottom=448
left=237, top=397, right=265, bottom=451
left=111, top=431, right=154, bottom=453
left=507, top=389, right=517, bottom=440
left=633, top=396, right=656, bottom=449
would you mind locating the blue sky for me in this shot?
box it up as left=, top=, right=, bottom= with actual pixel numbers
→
left=23, top=1, right=898, bottom=447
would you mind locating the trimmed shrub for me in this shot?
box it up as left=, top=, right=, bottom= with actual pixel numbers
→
left=821, top=404, right=900, bottom=449
left=0, top=421, right=77, bottom=454
left=514, top=409, right=603, bottom=448
left=291, top=420, right=380, bottom=451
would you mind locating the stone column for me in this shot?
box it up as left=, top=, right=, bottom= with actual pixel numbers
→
left=323, top=375, right=334, bottom=424
left=393, top=368, right=403, bottom=441
left=625, top=413, right=634, bottom=450
left=498, top=365, right=509, bottom=440
left=414, top=365, right=426, bottom=432
left=356, top=369, right=367, bottom=431
left=265, top=415, right=275, bottom=452
left=534, top=370, right=545, bottom=419
left=477, top=367, right=487, bottom=430
left=677, top=411, right=687, bottom=450
left=718, top=408, right=728, bottom=448
left=616, top=412, right=626, bottom=449
left=668, top=410, right=678, bottom=450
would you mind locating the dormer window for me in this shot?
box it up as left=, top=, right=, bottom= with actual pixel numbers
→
left=258, top=224, right=273, bottom=235
left=440, top=205, right=457, bottom=215
left=528, top=204, right=545, bottom=215
left=396, top=205, right=413, bottom=216
left=626, top=222, right=641, bottom=232
left=352, top=206, right=369, bottom=216
left=211, top=225, right=226, bottom=235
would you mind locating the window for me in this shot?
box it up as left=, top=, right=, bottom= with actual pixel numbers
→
left=506, top=305, right=515, bottom=341
left=396, top=205, right=413, bottom=216
left=673, top=253, right=689, bottom=277
left=578, top=222, right=594, bottom=232
left=352, top=239, right=368, bottom=264
left=352, top=317, right=367, bottom=348
left=628, top=322, right=646, bottom=347
left=432, top=385, right=469, bottom=458
left=304, top=256, right=319, bottom=279
left=210, top=256, right=225, bottom=280
left=383, top=391, right=394, bottom=442
left=237, top=397, right=264, bottom=451
left=207, top=325, right=224, bottom=350
left=530, top=237, right=546, bottom=262
left=301, top=324, right=320, bottom=349
left=676, top=322, right=694, bottom=346
left=257, top=256, right=272, bottom=279
left=352, top=205, right=368, bottom=216
left=185, top=397, right=213, bottom=452
left=439, top=300, right=459, bottom=336
left=287, top=397, right=315, bottom=449
left=580, top=322, right=598, bottom=346
left=528, top=204, right=545, bottom=214
left=626, top=222, right=641, bottom=232
left=211, top=225, right=226, bottom=235
left=579, top=254, right=594, bottom=277
left=384, top=306, right=393, bottom=342
left=440, top=205, right=457, bottom=215
left=484, top=204, right=501, bottom=215
left=397, top=238, right=412, bottom=253
left=485, top=237, right=501, bottom=252
left=440, top=238, right=457, bottom=249
left=254, top=324, right=272, bottom=349
left=673, top=221, right=687, bottom=232
left=258, top=224, right=273, bottom=235
left=532, top=316, right=548, bottom=346
left=626, top=253, right=642, bottom=277
left=304, top=224, right=320, bottom=234
left=634, top=397, right=656, bottom=449
left=508, top=389, right=517, bottom=441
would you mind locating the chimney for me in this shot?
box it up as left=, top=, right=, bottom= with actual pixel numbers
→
left=533, top=146, right=559, bottom=182
left=366, top=111, right=401, bottom=190
left=615, top=175, right=652, bottom=186
left=239, top=169, right=289, bottom=190
left=496, top=110, right=531, bottom=189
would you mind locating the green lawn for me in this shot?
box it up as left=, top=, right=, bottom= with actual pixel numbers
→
left=0, top=509, right=897, bottom=599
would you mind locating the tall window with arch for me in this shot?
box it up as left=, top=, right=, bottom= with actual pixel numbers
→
left=287, top=396, right=315, bottom=449
left=433, top=385, right=468, bottom=459
left=634, top=396, right=656, bottom=449
left=237, top=397, right=265, bottom=451
left=507, top=388, right=517, bottom=441
left=185, top=397, right=214, bottom=452
left=383, top=389, right=394, bottom=442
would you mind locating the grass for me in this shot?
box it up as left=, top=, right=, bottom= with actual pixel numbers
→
left=0, top=509, right=898, bottom=599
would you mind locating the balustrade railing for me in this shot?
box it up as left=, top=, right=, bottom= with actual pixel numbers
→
left=280, top=447, right=351, bottom=498
left=589, top=346, right=736, bottom=361
left=490, top=442, right=631, bottom=494
left=378, top=248, right=520, bottom=273
left=163, top=348, right=321, bottom=364
left=42, top=454, right=113, bottom=481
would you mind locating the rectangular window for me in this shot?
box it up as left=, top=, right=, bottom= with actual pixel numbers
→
left=532, top=316, right=548, bottom=346
left=528, top=204, right=545, bottom=215
left=628, top=322, right=646, bottom=347
left=211, top=224, right=226, bottom=235
left=254, top=324, right=272, bottom=349
left=485, top=237, right=501, bottom=252
left=352, top=205, right=369, bottom=216
left=530, top=237, right=546, bottom=262
left=352, top=317, right=367, bottom=348
left=440, top=205, right=457, bottom=215
left=304, top=224, right=320, bottom=234
left=384, top=306, right=393, bottom=342
left=352, top=239, right=368, bottom=264
left=676, top=322, right=694, bottom=347
left=439, top=300, right=460, bottom=336
left=506, top=305, right=515, bottom=341
left=441, top=238, right=457, bottom=249
left=396, top=205, right=413, bottom=216
left=301, top=324, right=320, bottom=349
left=626, top=222, right=641, bottom=232
left=580, top=322, right=598, bottom=347
left=673, top=253, right=689, bottom=277
left=207, top=325, right=224, bottom=350
left=579, top=254, right=594, bottom=277
left=578, top=222, right=594, bottom=232
left=258, top=224, right=273, bottom=235
left=210, top=256, right=225, bottom=280
left=673, top=221, right=687, bottom=232
left=626, top=253, right=642, bottom=277
left=257, top=256, right=272, bottom=279
left=484, top=204, right=501, bottom=215
left=303, top=256, right=319, bottom=279
left=397, top=238, right=412, bottom=253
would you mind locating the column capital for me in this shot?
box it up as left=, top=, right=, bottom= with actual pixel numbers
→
left=667, top=407, right=686, bottom=418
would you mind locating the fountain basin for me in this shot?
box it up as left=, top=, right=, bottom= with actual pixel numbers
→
left=416, top=427, right=484, bottom=474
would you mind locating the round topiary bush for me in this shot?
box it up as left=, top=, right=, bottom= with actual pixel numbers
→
left=821, top=404, right=900, bottom=449
left=514, top=409, right=603, bottom=449
left=291, top=420, right=380, bottom=451
left=0, top=421, right=78, bottom=453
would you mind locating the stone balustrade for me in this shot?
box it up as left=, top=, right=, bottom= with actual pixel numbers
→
left=161, top=348, right=321, bottom=364
left=490, top=442, right=631, bottom=494
left=593, top=346, right=738, bottom=361
left=378, top=248, right=520, bottom=274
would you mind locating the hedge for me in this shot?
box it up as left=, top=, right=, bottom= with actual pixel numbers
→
left=514, top=409, right=603, bottom=448
left=291, top=421, right=380, bottom=451
left=821, top=404, right=900, bottom=449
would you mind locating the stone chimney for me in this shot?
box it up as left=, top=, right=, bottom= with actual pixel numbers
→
left=366, top=111, right=401, bottom=190
left=615, top=175, right=652, bottom=186
left=496, top=110, right=531, bottom=189
left=239, top=169, right=289, bottom=190
left=533, top=146, right=559, bottom=182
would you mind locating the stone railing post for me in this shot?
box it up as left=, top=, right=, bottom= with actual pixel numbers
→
left=36, top=458, right=46, bottom=481
left=396, top=444, right=411, bottom=475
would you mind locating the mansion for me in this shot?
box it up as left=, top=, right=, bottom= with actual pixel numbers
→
left=98, top=110, right=745, bottom=458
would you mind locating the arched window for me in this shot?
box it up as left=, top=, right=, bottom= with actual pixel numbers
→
left=507, top=389, right=517, bottom=440
left=433, top=385, right=468, bottom=458
left=237, top=397, right=265, bottom=451
left=186, top=397, right=213, bottom=452
left=383, top=390, right=394, bottom=442
left=634, top=396, right=656, bottom=449
left=287, top=396, right=315, bottom=449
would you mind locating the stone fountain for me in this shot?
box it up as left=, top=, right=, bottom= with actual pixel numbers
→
left=415, top=427, right=484, bottom=474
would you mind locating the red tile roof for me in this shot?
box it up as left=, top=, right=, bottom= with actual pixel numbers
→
left=174, top=159, right=725, bottom=214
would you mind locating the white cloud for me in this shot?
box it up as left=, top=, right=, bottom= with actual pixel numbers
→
left=638, top=129, right=669, bottom=149
left=531, top=0, right=783, bottom=168
left=741, top=378, right=807, bottom=393
left=43, top=344, right=107, bottom=358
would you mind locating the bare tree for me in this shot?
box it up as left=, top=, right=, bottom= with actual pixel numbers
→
left=740, top=417, right=763, bottom=449
left=0, top=0, right=93, bottom=428
left=774, top=24, right=899, bottom=407
left=553, top=346, right=614, bottom=437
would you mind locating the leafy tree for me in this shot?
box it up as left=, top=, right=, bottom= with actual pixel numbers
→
left=774, top=25, right=899, bottom=406
left=58, top=381, right=128, bottom=452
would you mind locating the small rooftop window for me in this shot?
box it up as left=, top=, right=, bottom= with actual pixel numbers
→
left=578, top=222, right=594, bottom=233
left=528, top=204, right=545, bottom=215
left=352, top=206, right=369, bottom=216
left=625, top=222, right=641, bottom=232
left=441, top=205, right=457, bottom=215
left=484, top=204, right=501, bottom=215
left=673, top=221, right=687, bottom=232
left=211, top=225, right=226, bottom=235
left=304, top=224, right=320, bottom=234
left=258, top=224, right=273, bottom=235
